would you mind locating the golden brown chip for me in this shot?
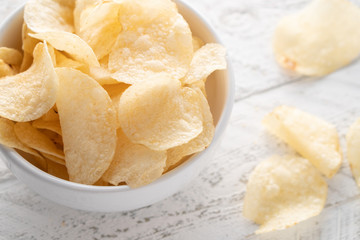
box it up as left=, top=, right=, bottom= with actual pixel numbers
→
left=17, top=150, right=47, bottom=171
left=118, top=74, right=203, bottom=151
left=14, top=122, right=64, bottom=159
left=108, top=0, right=193, bottom=84
left=0, top=60, right=15, bottom=78
left=47, top=159, right=69, bottom=180
left=0, top=43, right=58, bottom=122
left=41, top=152, right=65, bottom=166
left=32, top=119, right=62, bottom=135
left=243, top=155, right=327, bottom=234
left=56, top=67, right=117, bottom=184
left=102, top=129, right=167, bottom=188
left=0, top=47, right=22, bottom=66
left=166, top=89, right=214, bottom=170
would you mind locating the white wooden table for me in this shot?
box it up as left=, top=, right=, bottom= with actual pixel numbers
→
left=1, top=0, right=360, bottom=239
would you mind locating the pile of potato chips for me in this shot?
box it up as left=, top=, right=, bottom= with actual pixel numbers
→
left=0, top=0, right=227, bottom=188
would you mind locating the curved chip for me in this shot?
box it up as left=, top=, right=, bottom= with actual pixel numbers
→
left=24, top=0, right=74, bottom=33
left=22, top=23, right=40, bottom=55
left=0, top=60, right=15, bottom=78
left=56, top=67, right=117, bottom=184
left=102, top=129, right=167, bottom=188
left=14, top=122, right=64, bottom=159
left=108, top=0, right=193, bottom=84
left=346, top=118, right=360, bottom=187
left=243, top=155, right=327, bottom=234
left=0, top=43, right=58, bottom=122
left=32, top=119, right=62, bottom=135
left=192, top=36, right=204, bottom=52
left=78, top=1, right=122, bottom=59
left=0, top=118, right=41, bottom=157
left=46, top=159, right=69, bottom=180
left=182, top=43, right=227, bottom=85
left=30, top=32, right=99, bottom=67
left=41, top=152, right=65, bottom=166
left=0, top=47, right=22, bottom=66
left=55, top=50, right=89, bottom=74
left=273, top=0, right=360, bottom=76
left=119, top=74, right=203, bottom=151
left=166, top=89, right=214, bottom=170
left=74, top=0, right=100, bottom=33
left=263, top=106, right=342, bottom=178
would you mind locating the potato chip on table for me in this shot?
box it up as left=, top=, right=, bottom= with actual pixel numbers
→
left=263, top=105, right=342, bottom=178
left=346, top=118, right=360, bottom=187
left=273, top=0, right=360, bottom=76
left=243, top=155, right=327, bottom=234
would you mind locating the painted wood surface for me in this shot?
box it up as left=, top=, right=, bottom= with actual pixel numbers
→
left=1, top=0, right=360, bottom=239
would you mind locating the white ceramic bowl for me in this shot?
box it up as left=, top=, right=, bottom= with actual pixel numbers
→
left=0, top=0, right=234, bottom=212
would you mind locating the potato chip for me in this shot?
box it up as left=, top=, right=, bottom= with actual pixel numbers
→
left=78, top=1, right=122, bottom=59
left=41, top=152, right=65, bottom=166
left=33, top=119, right=62, bottom=135
left=0, top=43, right=58, bottom=122
left=14, top=122, right=64, bottom=159
left=0, top=47, right=22, bottom=66
left=0, top=60, right=15, bottom=78
left=88, top=66, right=117, bottom=85
left=22, top=23, right=40, bottom=55
left=166, top=89, right=214, bottom=170
left=40, top=129, right=63, bottom=150
left=20, top=52, right=33, bottom=72
left=108, top=0, right=193, bottom=84
left=243, top=155, right=327, bottom=234
left=102, top=129, right=167, bottom=188
left=346, top=118, right=360, bottom=187
left=0, top=118, right=41, bottom=157
left=46, top=159, right=69, bottom=180
left=273, top=0, right=360, bottom=76
left=192, top=36, right=204, bottom=52
left=74, top=0, right=100, bottom=33
left=263, top=106, right=342, bottom=178
left=40, top=106, right=59, bottom=122
left=30, top=32, right=99, bottom=67
left=18, top=150, right=47, bottom=171
left=56, top=67, right=117, bottom=184
left=182, top=43, right=226, bottom=85
left=103, top=83, right=129, bottom=128
left=24, top=0, right=74, bottom=33
left=119, top=74, right=203, bottom=151
left=55, top=50, right=88, bottom=73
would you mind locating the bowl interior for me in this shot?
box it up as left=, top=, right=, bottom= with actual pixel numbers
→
left=0, top=1, right=232, bottom=189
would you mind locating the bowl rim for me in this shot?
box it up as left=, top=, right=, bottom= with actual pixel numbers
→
left=0, top=0, right=235, bottom=193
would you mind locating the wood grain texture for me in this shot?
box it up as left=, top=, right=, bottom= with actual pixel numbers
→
left=1, top=0, right=360, bottom=239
